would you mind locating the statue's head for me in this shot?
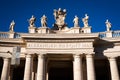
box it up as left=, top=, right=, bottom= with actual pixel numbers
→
left=85, top=14, right=88, bottom=17
left=106, top=19, right=109, bottom=22
left=11, top=20, right=15, bottom=25
left=58, top=8, right=62, bottom=11
left=31, top=15, right=34, bottom=18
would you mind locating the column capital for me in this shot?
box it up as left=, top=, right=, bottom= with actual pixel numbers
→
left=2, top=58, right=10, bottom=63
left=86, top=54, right=94, bottom=58
left=25, top=54, right=32, bottom=58
left=108, top=57, right=117, bottom=60
left=2, top=57, right=10, bottom=60
left=2, top=57, right=10, bottom=61
left=73, top=54, right=82, bottom=61
left=38, top=54, right=46, bottom=59
left=73, top=54, right=81, bottom=58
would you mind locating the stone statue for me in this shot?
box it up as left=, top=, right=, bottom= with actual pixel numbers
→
left=41, top=15, right=47, bottom=27
left=29, top=15, right=36, bottom=27
left=73, top=15, right=79, bottom=27
left=105, top=19, right=112, bottom=31
left=9, top=20, right=15, bottom=32
left=82, top=14, right=89, bottom=27
left=53, top=8, right=67, bottom=30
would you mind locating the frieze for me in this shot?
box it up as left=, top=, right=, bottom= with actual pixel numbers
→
left=26, top=48, right=94, bottom=54
left=25, top=39, right=95, bottom=43
left=0, top=38, right=23, bottom=43
left=27, top=42, right=93, bottom=49
left=0, top=47, right=13, bottom=52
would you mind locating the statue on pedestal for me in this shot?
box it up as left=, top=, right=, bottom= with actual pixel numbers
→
left=73, top=15, right=79, bottom=27
left=9, top=20, right=15, bottom=32
left=41, top=15, right=47, bottom=27
left=29, top=15, right=36, bottom=27
left=82, top=14, right=89, bottom=27
left=105, top=19, right=112, bottom=31
left=53, top=8, right=67, bottom=30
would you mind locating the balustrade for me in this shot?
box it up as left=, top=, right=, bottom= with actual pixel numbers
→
left=0, top=32, right=9, bottom=38
left=1, top=30, right=120, bottom=39
left=112, top=30, right=120, bottom=37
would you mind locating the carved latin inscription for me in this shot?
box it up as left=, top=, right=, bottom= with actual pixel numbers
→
left=27, top=43, right=93, bottom=49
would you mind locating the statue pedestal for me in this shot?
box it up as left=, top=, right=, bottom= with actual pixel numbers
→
left=28, top=26, right=36, bottom=33
left=9, top=31, right=15, bottom=38
left=106, top=31, right=112, bottom=37
left=37, top=27, right=49, bottom=34
left=72, top=27, right=80, bottom=33
left=82, top=26, right=91, bottom=33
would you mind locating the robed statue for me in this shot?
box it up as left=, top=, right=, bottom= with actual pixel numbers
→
left=9, top=20, right=15, bottom=32
left=105, top=19, right=112, bottom=31
left=53, top=8, right=67, bottom=30
left=82, top=14, right=89, bottom=27
left=73, top=15, right=79, bottom=27
left=29, top=15, right=36, bottom=27
left=41, top=15, right=47, bottom=27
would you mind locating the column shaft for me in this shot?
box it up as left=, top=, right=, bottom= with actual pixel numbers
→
left=32, top=60, right=37, bottom=80
left=73, top=55, right=83, bottom=80
left=86, top=54, right=96, bottom=80
left=1, top=58, right=10, bottom=80
left=46, top=59, right=49, bottom=80
left=109, top=57, right=119, bottom=80
left=37, top=54, right=45, bottom=80
left=23, top=54, right=33, bottom=80
left=8, top=66, right=14, bottom=80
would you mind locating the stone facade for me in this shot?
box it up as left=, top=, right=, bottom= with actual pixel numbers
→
left=0, top=9, right=120, bottom=80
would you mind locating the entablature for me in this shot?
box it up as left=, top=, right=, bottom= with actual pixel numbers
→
left=0, top=38, right=24, bottom=47
left=0, top=38, right=23, bottom=43
left=26, top=48, right=94, bottom=55
left=21, top=33, right=98, bottom=39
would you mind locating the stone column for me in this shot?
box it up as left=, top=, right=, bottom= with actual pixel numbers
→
left=23, top=54, right=33, bottom=80
left=8, top=66, right=14, bottom=80
left=73, top=54, right=83, bottom=80
left=1, top=58, right=10, bottom=80
left=46, top=59, right=49, bottom=80
left=86, top=54, right=96, bottom=80
left=83, top=59, right=87, bottom=80
left=37, top=54, right=45, bottom=80
left=32, top=60, right=37, bottom=80
left=108, top=57, right=119, bottom=80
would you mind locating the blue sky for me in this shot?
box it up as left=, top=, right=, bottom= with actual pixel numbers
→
left=0, top=0, right=120, bottom=33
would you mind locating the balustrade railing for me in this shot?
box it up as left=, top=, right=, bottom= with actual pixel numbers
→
left=14, top=33, right=21, bottom=38
left=99, top=32, right=106, bottom=38
left=0, top=32, right=9, bottom=38
left=99, top=30, right=120, bottom=38
left=0, top=32, right=21, bottom=38
left=112, top=30, right=120, bottom=37
left=1, top=30, right=120, bottom=39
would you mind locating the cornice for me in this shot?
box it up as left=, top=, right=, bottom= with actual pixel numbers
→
left=0, top=43, right=25, bottom=47
left=24, top=39, right=95, bottom=43
left=21, top=33, right=98, bottom=43
left=102, top=37, right=120, bottom=42
left=0, top=38, right=23, bottom=43
left=0, top=38, right=24, bottom=47
left=21, top=33, right=99, bottom=39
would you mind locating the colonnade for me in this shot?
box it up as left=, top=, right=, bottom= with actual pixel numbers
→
left=73, top=54, right=96, bottom=80
left=0, top=54, right=120, bottom=80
